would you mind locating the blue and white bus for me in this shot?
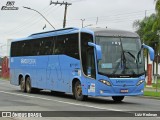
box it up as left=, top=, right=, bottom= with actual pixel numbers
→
left=10, top=27, right=154, bottom=102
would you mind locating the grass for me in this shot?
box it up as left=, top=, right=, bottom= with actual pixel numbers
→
left=144, top=91, right=160, bottom=98
left=152, top=83, right=160, bottom=89
left=0, top=77, right=10, bottom=80
left=145, top=79, right=160, bottom=89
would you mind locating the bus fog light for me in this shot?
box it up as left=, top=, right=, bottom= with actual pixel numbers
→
left=136, top=80, right=144, bottom=86
left=141, top=90, right=144, bottom=93
left=99, top=80, right=111, bottom=86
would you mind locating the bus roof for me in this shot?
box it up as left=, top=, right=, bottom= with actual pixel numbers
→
left=90, top=28, right=139, bottom=38
left=12, top=27, right=139, bottom=42
left=12, top=27, right=80, bottom=42
left=30, top=27, right=79, bottom=37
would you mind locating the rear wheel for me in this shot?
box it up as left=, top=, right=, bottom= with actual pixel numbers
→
left=26, top=77, right=32, bottom=93
left=20, top=77, right=25, bottom=92
left=73, top=81, right=87, bottom=101
left=112, top=96, right=124, bottom=102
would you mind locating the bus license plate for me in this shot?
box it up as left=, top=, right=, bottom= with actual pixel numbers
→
left=120, top=89, right=128, bottom=93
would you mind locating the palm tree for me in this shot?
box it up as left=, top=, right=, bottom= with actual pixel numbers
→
left=133, top=14, right=158, bottom=46
left=155, top=0, right=160, bottom=17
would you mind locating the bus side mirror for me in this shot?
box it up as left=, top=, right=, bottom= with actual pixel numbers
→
left=142, top=44, right=155, bottom=61
left=88, top=42, right=102, bottom=60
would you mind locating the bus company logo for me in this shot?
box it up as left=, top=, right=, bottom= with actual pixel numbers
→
left=21, top=59, right=36, bottom=65
left=1, top=1, right=19, bottom=10
left=116, top=80, right=133, bottom=84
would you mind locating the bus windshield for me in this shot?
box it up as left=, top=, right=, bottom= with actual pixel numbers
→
left=96, top=36, right=145, bottom=77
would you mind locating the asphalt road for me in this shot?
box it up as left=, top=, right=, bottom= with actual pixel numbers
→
left=0, top=79, right=159, bottom=120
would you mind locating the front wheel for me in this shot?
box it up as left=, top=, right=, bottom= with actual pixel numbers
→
left=112, top=96, right=124, bottom=102
left=73, top=81, right=87, bottom=101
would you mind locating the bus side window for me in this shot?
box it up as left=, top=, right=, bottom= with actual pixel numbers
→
left=39, top=40, right=44, bottom=55
left=64, top=34, right=79, bottom=59
left=44, top=38, right=53, bottom=55
left=32, top=40, right=40, bottom=56
left=22, top=41, right=32, bottom=56
left=55, top=36, right=65, bottom=55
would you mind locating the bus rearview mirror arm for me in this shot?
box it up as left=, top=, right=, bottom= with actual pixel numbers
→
left=88, top=42, right=102, bottom=60
left=142, top=44, right=155, bottom=61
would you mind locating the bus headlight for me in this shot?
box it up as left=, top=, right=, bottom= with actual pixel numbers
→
left=99, top=80, right=111, bottom=86
left=136, top=80, right=144, bottom=86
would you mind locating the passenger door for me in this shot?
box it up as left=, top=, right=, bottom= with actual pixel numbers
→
left=81, top=33, right=96, bottom=96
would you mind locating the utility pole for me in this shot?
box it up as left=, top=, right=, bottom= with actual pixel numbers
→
left=50, top=1, right=72, bottom=28
left=96, top=17, right=98, bottom=25
left=80, top=19, right=85, bottom=28
left=145, top=10, right=147, bottom=19
left=156, top=30, right=160, bottom=92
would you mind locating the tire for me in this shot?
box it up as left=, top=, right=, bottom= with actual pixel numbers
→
left=20, top=77, right=26, bottom=92
left=26, top=77, right=32, bottom=93
left=112, top=96, right=124, bottom=102
left=73, top=81, right=87, bottom=101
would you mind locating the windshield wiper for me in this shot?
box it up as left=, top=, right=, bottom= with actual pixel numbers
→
left=112, top=38, right=138, bottom=75
left=112, top=52, right=123, bottom=75
left=123, top=50, right=139, bottom=74
left=112, top=38, right=126, bottom=75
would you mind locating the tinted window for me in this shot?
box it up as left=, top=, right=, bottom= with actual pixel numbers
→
left=55, top=34, right=79, bottom=59
left=11, top=37, right=54, bottom=57
left=11, top=34, right=79, bottom=59
left=81, top=33, right=96, bottom=79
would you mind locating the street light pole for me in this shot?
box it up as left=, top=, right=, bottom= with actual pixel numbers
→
left=23, top=6, right=55, bottom=29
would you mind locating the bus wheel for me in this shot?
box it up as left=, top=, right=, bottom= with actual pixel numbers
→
left=20, top=77, right=25, bottom=92
left=26, top=77, right=32, bottom=93
left=74, top=81, right=87, bottom=101
left=112, top=96, right=124, bottom=102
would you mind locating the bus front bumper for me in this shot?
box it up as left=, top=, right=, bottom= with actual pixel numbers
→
left=95, top=84, right=144, bottom=97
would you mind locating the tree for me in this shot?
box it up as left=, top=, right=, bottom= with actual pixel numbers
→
left=133, top=0, right=160, bottom=80
left=155, top=0, right=160, bottom=17
left=133, top=14, right=158, bottom=48
left=133, top=13, right=159, bottom=77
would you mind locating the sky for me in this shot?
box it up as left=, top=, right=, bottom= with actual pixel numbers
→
left=0, top=0, right=156, bottom=56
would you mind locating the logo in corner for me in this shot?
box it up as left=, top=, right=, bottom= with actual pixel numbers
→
left=1, top=1, right=19, bottom=10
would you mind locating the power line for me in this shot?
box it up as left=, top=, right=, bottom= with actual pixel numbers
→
left=23, top=6, right=55, bottom=29
left=66, top=9, right=155, bottom=21
left=50, top=1, right=72, bottom=28
left=3, top=5, right=60, bottom=36
left=2, top=5, right=54, bottom=35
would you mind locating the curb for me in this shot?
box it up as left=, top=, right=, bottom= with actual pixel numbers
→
left=138, top=95, right=160, bottom=100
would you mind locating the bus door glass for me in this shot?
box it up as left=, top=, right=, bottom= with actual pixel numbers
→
left=81, top=33, right=96, bottom=95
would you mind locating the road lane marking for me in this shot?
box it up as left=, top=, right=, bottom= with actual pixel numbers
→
left=0, top=90, right=122, bottom=111
left=1, top=90, right=160, bottom=119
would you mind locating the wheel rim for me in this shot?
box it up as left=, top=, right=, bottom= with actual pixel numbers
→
left=20, top=79, right=25, bottom=91
left=76, top=84, right=82, bottom=97
left=26, top=80, right=30, bottom=92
